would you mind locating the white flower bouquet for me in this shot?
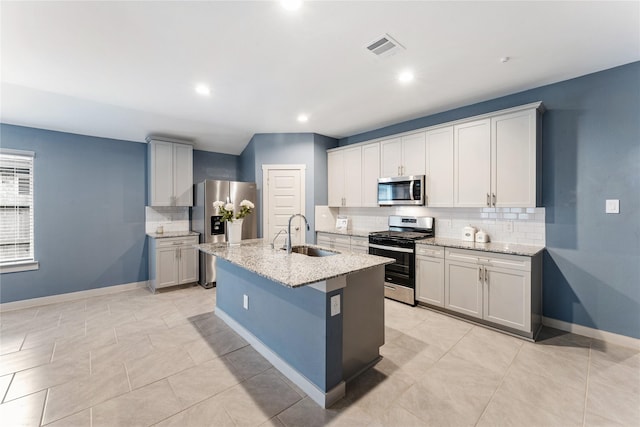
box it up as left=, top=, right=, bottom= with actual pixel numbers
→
left=213, top=200, right=255, bottom=222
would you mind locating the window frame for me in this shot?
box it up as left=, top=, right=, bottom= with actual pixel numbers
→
left=0, top=148, right=39, bottom=273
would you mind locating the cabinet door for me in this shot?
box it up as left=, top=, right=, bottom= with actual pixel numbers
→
left=179, top=245, right=198, bottom=284
left=327, top=151, right=345, bottom=207
left=426, top=127, right=454, bottom=207
left=454, top=119, right=491, bottom=207
left=401, top=132, right=426, bottom=176
left=444, top=259, right=482, bottom=318
left=156, top=247, right=179, bottom=288
left=361, top=143, right=380, bottom=207
left=149, top=141, right=175, bottom=206
left=343, top=146, right=362, bottom=207
left=173, top=144, right=193, bottom=206
left=380, top=138, right=402, bottom=177
left=416, top=255, right=445, bottom=306
left=491, top=109, right=537, bottom=207
left=483, top=265, right=531, bottom=332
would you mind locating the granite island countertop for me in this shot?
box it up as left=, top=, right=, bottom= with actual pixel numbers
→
left=315, top=228, right=379, bottom=238
left=416, top=237, right=544, bottom=257
left=196, top=239, right=393, bottom=288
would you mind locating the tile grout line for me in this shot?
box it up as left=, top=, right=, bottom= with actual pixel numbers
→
left=123, top=362, right=133, bottom=392
left=39, top=388, right=50, bottom=427
left=582, top=344, right=593, bottom=427
left=474, top=339, right=524, bottom=426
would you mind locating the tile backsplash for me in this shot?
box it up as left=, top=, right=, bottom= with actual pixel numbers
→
left=316, top=206, right=545, bottom=246
left=145, top=206, right=190, bottom=234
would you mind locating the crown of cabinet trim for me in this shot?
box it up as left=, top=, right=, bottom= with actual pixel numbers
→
left=327, top=101, right=544, bottom=152
left=145, top=135, right=195, bottom=146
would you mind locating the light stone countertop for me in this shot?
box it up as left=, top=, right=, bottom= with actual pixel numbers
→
left=416, top=237, right=544, bottom=257
left=196, top=239, right=393, bottom=288
left=147, top=231, right=200, bottom=239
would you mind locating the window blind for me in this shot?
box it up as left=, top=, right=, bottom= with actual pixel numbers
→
left=0, top=149, right=35, bottom=265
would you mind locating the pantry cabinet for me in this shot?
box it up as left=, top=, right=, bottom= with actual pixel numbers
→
left=149, top=235, right=198, bottom=292
left=380, top=132, right=426, bottom=177
left=415, top=245, right=445, bottom=306
left=328, top=146, right=362, bottom=207
left=147, top=139, right=193, bottom=207
left=425, top=126, right=454, bottom=207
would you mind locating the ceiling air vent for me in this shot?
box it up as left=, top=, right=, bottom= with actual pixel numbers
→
left=366, top=33, right=405, bottom=58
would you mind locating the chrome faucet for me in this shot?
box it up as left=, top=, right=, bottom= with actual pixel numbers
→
left=270, top=228, right=288, bottom=249
left=287, top=214, right=310, bottom=254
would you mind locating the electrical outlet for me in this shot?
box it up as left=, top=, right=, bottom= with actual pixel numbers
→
left=330, top=295, right=340, bottom=316
left=243, top=294, right=249, bottom=310
left=505, top=221, right=514, bottom=232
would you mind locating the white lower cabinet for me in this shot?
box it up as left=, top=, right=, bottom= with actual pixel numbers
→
left=316, top=232, right=369, bottom=253
left=149, top=236, right=199, bottom=292
left=416, top=246, right=445, bottom=307
left=444, top=257, right=483, bottom=317
left=417, top=245, right=541, bottom=338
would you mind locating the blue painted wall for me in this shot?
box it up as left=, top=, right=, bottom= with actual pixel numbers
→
left=193, top=149, right=240, bottom=183
left=216, top=259, right=343, bottom=390
left=339, top=62, right=640, bottom=339
left=0, top=124, right=148, bottom=303
left=239, top=133, right=338, bottom=242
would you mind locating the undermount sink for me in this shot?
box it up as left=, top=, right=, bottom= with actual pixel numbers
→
left=287, top=245, right=338, bottom=257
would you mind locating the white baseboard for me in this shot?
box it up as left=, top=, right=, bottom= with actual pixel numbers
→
left=542, top=316, right=640, bottom=350
left=216, top=308, right=346, bottom=408
left=0, top=281, right=149, bottom=312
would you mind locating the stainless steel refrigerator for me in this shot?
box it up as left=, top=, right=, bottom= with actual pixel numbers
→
left=192, top=180, right=258, bottom=288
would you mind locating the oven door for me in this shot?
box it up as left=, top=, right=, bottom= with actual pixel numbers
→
left=368, top=244, right=414, bottom=288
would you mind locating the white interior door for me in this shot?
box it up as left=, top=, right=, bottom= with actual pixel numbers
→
left=263, top=166, right=305, bottom=249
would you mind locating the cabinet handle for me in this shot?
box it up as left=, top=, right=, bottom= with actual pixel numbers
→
left=397, top=166, right=400, bottom=176
left=486, top=193, right=490, bottom=207
left=484, top=268, right=489, bottom=283
left=492, top=193, right=496, bottom=207
left=478, top=266, right=483, bottom=282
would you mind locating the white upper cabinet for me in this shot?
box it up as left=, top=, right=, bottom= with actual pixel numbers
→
left=491, top=109, right=539, bottom=207
left=328, top=146, right=362, bottom=207
left=425, top=126, right=454, bottom=207
left=454, top=119, right=491, bottom=207
left=380, top=132, right=426, bottom=177
left=326, top=102, right=543, bottom=209
left=361, top=142, right=380, bottom=207
left=148, top=139, right=193, bottom=207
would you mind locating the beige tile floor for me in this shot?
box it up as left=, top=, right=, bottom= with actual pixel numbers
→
left=1, top=284, right=638, bottom=426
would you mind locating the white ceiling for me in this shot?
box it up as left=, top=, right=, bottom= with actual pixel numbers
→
left=2, top=1, right=639, bottom=155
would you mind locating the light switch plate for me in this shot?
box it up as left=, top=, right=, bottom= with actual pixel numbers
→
left=606, top=199, right=620, bottom=214
left=330, top=295, right=340, bottom=316
left=243, top=294, right=249, bottom=310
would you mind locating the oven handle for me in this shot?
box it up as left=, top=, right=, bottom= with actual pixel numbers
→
left=369, top=243, right=414, bottom=254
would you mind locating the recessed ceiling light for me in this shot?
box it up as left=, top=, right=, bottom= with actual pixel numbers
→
left=500, top=56, right=510, bottom=63
left=297, top=114, right=309, bottom=123
left=195, top=84, right=211, bottom=96
left=398, top=70, right=414, bottom=84
left=281, top=0, right=302, bottom=11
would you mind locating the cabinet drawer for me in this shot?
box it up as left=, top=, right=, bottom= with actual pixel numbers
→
left=446, top=248, right=531, bottom=272
left=350, top=236, right=369, bottom=249
left=156, top=236, right=198, bottom=248
left=416, top=245, right=444, bottom=258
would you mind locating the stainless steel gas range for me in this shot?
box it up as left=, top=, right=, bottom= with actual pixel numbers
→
left=368, top=216, right=434, bottom=306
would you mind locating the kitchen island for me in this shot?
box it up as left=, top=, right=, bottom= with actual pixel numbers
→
left=196, top=239, right=392, bottom=407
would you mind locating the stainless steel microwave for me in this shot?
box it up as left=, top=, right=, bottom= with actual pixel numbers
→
left=377, top=175, right=425, bottom=206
